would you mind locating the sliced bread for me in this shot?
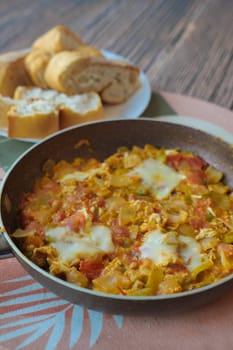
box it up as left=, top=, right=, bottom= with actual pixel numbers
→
left=13, top=86, right=104, bottom=131
left=58, top=92, right=104, bottom=129
left=24, top=45, right=103, bottom=90
left=8, top=100, right=59, bottom=139
left=44, top=52, right=140, bottom=103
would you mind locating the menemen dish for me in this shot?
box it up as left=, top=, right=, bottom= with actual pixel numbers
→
left=12, top=144, right=233, bottom=296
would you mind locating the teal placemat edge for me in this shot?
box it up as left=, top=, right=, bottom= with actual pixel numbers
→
left=141, top=92, right=176, bottom=117
left=0, top=138, right=34, bottom=171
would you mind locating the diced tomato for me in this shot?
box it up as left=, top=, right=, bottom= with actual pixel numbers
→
left=189, top=197, right=212, bottom=229
left=189, top=217, right=206, bottom=229
left=186, top=168, right=206, bottom=185
left=97, top=198, right=105, bottom=207
left=182, top=156, right=207, bottom=169
left=79, top=259, right=105, bottom=280
left=111, top=219, right=130, bottom=245
left=64, top=211, right=86, bottom=231
left=166, top=154, right=207, bottom=184
left=167, top=154, right=207, bottom=170
left=166, top=154, right=184, bottom=170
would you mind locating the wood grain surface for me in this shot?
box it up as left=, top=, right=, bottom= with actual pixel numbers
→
left=0, top=0, right=232, bottom=110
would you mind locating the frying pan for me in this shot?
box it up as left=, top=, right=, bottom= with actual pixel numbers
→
left=1, top=119, right=233, bottom=315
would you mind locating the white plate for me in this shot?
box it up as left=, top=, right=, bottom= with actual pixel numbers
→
left=0, top=50, right=151, bottom=143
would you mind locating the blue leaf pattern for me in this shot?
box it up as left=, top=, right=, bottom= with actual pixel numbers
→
left=0, top=314, right=52, bottom=330
left=0, top=299, right=68, bottom=320
left=1, top=282, right=42, bottom=297
left=0, top=275, right=124, bottom=349
left=69, top=305, right=84, bottom=348
left=113, top=315, right=123, bottom=328
left=0, top=292, right=58, bottom=307
left=4, top=275, right=32, bottom=283
left=0, top=322, right=46, bottom=342
left=87, top=309, right=103, bottom=347
left=45, top=310, right=66, bottom=350
left=16, top=326, right=51, bottom=350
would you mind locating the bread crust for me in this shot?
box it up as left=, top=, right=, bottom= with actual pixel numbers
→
left=8, top=103, right=59, bottom=139
left=24, top=50, right=53, bottom=88
left=0, top=51, right=32, bottom=97
left=32, top=25, right=84, bottom=53
left=0, top=96, right=15, bottom=130
left=59, top=92, right=104, bottom=129
left=72, top=45, right=104, bottom=58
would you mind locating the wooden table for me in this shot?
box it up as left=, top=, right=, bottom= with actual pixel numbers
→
left=0, top=0, right=232, bottom=110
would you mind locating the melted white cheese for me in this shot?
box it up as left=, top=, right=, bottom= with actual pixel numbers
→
left=60, top=166, right=105, bottom=183
left=179, top=235, right=203, bottom=272
left=129, top=158, right=184, bottom=199
left=139, top=229, right=178, bottom=265
left=140, top=229, right=208, bottom=274
left=45, top=225, right=114, bottom=263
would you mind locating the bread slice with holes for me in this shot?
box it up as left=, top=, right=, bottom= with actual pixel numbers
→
left=58, top=91, right=104, bottom=129
left=14, top=85, right=60, bottom=101
left=8, top=100, right=59, bottom=139
left=32, top=25, right=84, bottom=53
left=13, top=86, right=104, bottom=130
left=44, top=52, right=140, bottom=103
